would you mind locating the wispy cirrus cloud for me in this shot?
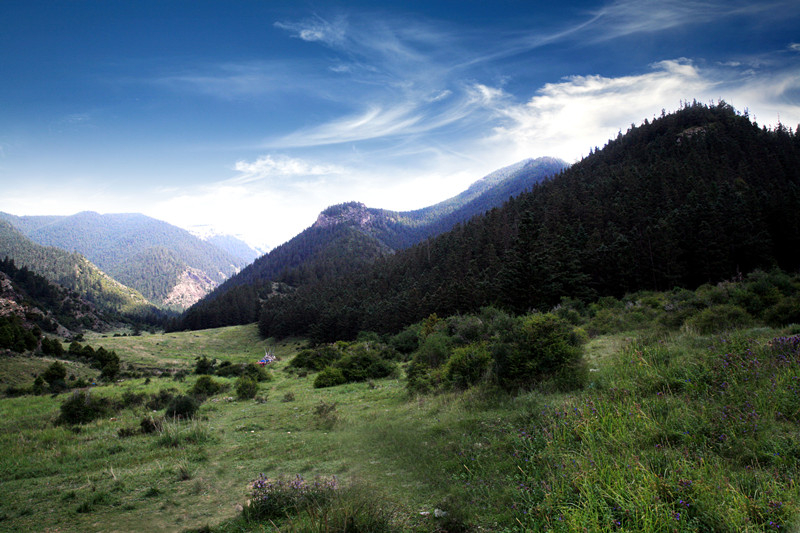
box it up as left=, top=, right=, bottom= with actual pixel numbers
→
left=584, top=0, right=797, bottom=42
left=231, top=154, right=346, bottom=184
left=274, top=15, right=347, bottom=46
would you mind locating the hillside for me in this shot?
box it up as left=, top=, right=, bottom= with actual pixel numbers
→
left=0, top=220, right=161, bottom=322
left=0, top=212, right=248, bottom=308
left=256, top=102, right=800, bottom=342
left=0, top=257, right=112, bottom=335
left=175, top=157, right=566, bottom=331
left=2, top=273, right=800, bottom=531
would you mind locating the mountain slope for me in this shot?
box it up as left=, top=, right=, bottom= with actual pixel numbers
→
left=174, top=157, right=566, bottom=331
left=0, top=220, right=159, bottom=321
left=255, top=102, right=800, bottom=342
left=0, top=212, right=247, bottom=308
left=0, top=257, right=112, bottom=334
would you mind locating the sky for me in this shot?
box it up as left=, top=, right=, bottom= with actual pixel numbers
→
left=1, top=0, right=799, bottom=250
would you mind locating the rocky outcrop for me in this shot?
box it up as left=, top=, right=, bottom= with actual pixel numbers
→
left=163, top=268, right=217, bottom=309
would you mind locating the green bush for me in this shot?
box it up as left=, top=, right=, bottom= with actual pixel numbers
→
left=493, top=313, right=584, bottom=391
left=194, top=355, right=216, bottom=375
left=764, top=295, right=800, bottom=326
left=241, top=362, right=272, bottom=382
left=314, top=367, right=347, bottom=388
left=290, top=345, right=343, bottom=371
left=57, top=391, right=110, bottom=425
left=447, top=314, right=487, bottom=344
left=189, top=375, right=225, bottom=398
left=684, top=304, right=752, bottom=334
left=415, top=332, right=452, bottom=368
left=444, top=342, right=492, bottom=389
left=389, top=325, right=420, bottom=356
left=165, top=395, right=199, bottom=419
left=235, top=376, right=259, bottom=400
left=335, top=347, right=395, bottom=383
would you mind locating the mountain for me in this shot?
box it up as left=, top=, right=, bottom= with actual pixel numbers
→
left=0, top=257, right=113, bottom=335
left=0, top=212, right=248, bottom=309
left=254, top=101, right=800, bottom=342
left=188, top=225, right=265, bottom=263
left=204, top=234, right=263, bottom=263
left=174, top=157, right=567, bottom=331
left=0, top=219, right=160, bottom=321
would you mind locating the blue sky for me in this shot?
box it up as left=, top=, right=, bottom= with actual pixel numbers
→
left=2, top=0, right=799, bottom=249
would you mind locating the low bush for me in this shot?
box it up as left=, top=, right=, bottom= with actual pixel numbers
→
left=235, top=376, right=259, bottom=400
left=290, top=345, right=343, bottom=372
left=444, top=342, right=492, bottom=389
left=189, top=375, right=226, bottom=398
left=140, top=415, right=163, bottom=434
left=194, top=355, right=216, bottom=375
left=57, top=391, right=110, bottom=425
left=146, top=388, right=178, bottom=410
left=314, top=367, right=347, bottom=389
left=388, top=326, right=420, bottom=356
left=684, top=304, right=752, bottom=334
left=335, top=348, right=395, bottom=383
left=494, top=313, right=584, bottom=391
left=165, top=394, right=199, bottom=419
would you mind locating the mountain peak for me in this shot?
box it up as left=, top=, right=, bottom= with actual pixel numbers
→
left=314, top=202, right=376, bottom=229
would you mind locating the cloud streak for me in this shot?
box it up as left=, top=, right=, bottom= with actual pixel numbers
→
left=478, top=59, right=800, bottom=163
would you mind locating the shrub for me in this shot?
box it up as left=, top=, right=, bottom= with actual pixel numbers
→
left=684, top=304, right=752, bottom=334
left=335, top=347, right=395, bottom=383
left=189, top=375, right=225, bottom=398
left=493, top=313, right=584, bottom=391
left=764, top=295, right=800, bottom=327
left=290, top=345, right=342, bottom=371
left=194, top=356, right=216, bottom=375
left=242, top=362, right=272, bottom=382
left=444, top=342, right=492, bottom=389
left=165, top=394, right=199, bottom=419
left=147, top=388, right=178, bottom=410
left=57, top=391, right=110, bottom=425
left=314, top=367, right=347, bottom=389
left=415, top=332, right=452, bottom=368
left=42, top=361, right=67, bottom=387
left=235, top=376, right=259, bottom=400
left=447, top=314, right=487, bottom=345
left=389, top=325, right=420, bottom=356
left=32, top=375, right=46, bottom=395
left=140, top=415, right=163, bottom=434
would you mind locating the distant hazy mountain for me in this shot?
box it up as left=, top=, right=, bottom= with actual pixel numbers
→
left=188, top=226, right=264, bottom=263
left=0, top=212, right=248, bottom=309
left=176, top=157, right=567, bottom=330
left=0, top=219, right=158, bottom=320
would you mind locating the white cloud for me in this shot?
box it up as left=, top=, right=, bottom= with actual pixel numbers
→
left=274, top=16, right=347, bottom=46
left=790, top=43, right=800, bottom=52
left=478, top=59, right=710, bottom=161
left=586, top=0, right=795, bottom=42
left=474, top=58, right=800, bottom=163
left=231, top=154, right=346, bottom=184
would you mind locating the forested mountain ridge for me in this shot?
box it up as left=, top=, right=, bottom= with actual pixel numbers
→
left=0, top=220, right=161, bottom=321
left=0, top=212, right=248, bottom=308
left=0, top=257, right=113, bottom=335
left=174, top=157, right=566, bottom=331
left=255, top=102, right=800, bottom=342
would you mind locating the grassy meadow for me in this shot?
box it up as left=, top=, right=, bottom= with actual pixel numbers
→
left=3, top=306, right=800, bottom=531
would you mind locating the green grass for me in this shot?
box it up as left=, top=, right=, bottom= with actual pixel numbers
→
left=2, top=322, right=800, bottom=531
left=83, top=324, right=301, bottom=371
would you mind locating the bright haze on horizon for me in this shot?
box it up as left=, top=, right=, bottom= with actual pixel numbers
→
left=2, top=0, right=799, bottom=250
